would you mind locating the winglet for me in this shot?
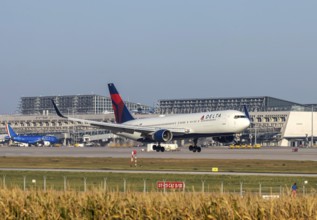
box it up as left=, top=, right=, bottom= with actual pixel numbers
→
left=51, top=100, right=67, bottom=118
left=243, top=105, right=250, bottom=121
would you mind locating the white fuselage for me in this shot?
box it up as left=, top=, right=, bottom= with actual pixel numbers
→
left=115, top=110, right=250, bottom=141
left=0, top=134, right=6, bottom=143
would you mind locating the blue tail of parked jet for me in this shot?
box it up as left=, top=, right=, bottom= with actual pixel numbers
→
left=5, top=124, right=17, bottom=138
left=108, top=83, right=135, bottom=124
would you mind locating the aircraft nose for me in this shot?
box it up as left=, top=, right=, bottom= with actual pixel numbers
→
left=244, top=118, right=251, bottom=128
left=238, top=118, right=250, bottom=130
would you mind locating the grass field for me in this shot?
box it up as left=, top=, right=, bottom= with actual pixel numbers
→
left=0, top=156, right=317, bottom=173
left=1, top=170, right=316, bottom=194
left=0, top=157, right=316, bottom=194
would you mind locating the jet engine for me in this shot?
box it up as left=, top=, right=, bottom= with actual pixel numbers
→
left=152, top=129, right=173, bottom=142
left=43, top=141, right=51, bottom=146
left=213, top=136, right=235, bottom=143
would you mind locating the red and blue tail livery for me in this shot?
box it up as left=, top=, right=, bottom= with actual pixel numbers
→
left=52, top=83, right=250, bottom=153
left=108, top=83, right=134, bottom=124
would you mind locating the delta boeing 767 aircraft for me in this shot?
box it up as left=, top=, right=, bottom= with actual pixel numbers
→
left=52, top=83, right=250, bottom=153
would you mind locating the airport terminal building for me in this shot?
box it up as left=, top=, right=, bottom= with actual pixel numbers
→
left=1, top=95, right=317, bottom=147
left=157, top=96, right=302, bottom=114
left=20, top=95, right=152, bottom=115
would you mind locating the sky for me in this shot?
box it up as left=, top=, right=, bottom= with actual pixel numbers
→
left=0, top=1, right=317, bottom=114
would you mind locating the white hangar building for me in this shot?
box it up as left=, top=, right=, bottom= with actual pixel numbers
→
left=250, top=111, right=316, bottom=147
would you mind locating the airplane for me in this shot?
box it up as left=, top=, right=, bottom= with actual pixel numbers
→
left=5, top=124, right=59, bottom=147
left=52, top=83, right=250, bottom=153
left=52, top=83, right=250, bottom=152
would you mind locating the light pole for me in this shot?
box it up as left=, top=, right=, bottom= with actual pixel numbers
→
left=254, top=127, right=257, bottom=145
left=312, top=106, right=314, bottom=147
left=67, top=108, right=70, bottom=146
left=72, top=109, right=76, bottom=144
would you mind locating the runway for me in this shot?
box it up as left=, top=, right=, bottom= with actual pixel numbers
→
left=0, top=146, right=316, bottom=161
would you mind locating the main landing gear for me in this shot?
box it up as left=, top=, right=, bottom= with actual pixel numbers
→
left=188, top=138, right=201, bottom=153
left=153, top=144, right=165, bottom=152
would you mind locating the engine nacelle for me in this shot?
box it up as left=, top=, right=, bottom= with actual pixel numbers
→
left=43, top=141, right=51, bottom=146
left=213, top=136, right=234, bottom=143
left=152, top=129, right=173, bottom=142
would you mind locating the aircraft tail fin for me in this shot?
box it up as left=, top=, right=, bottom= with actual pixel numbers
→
left=5, top=124, right=17, bottom=138
left=108, top=83, right=135, bottom=124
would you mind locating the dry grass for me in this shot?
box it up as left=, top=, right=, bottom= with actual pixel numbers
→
left=1, top=157, right=317, bottom=173
left=0, top=188, right=317, bottom=219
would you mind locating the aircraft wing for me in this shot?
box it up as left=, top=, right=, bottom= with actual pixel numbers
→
left=52, top=100, right=188, bottom=135
left=65, top=116, right=187, bottom=134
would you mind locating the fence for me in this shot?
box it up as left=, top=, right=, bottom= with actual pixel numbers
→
left=0, top=174, right=316, bottom=197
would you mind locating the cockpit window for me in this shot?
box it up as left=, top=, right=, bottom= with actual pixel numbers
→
left=234, top=115, right=247, bottom=119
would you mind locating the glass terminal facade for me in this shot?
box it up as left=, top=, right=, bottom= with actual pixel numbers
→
left=20, top=95, right=151, bottom=115
left=158, top=96, right=302, bottom=114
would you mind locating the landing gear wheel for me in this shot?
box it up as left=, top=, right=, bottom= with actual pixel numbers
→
left=153, top=145, right=157, bottom=151
left=153, top=144, right=165, bottom=152
left=190, top=138, right=202, bottom=153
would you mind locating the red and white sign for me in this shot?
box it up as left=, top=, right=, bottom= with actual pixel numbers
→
left=157, top=181, right=185, bottom=189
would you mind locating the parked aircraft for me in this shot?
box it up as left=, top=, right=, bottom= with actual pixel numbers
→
left=0, top=134, right=8, bottom=143
left=52, top=83, right=250, bottom=152
left=5, top=124, right=59, bottom=146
